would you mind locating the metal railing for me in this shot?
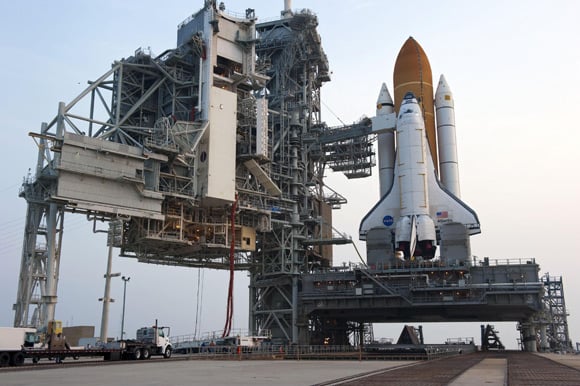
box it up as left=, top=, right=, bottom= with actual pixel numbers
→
left=172, top=344, right=469, bottom=361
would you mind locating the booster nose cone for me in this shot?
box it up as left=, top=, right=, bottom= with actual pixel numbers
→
left=435, top=74, right=451, bottom=98
left=377, top=83, right=394, bottom=109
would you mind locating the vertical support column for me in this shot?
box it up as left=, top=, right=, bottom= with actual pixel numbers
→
left=99, top=221, right=122, bottom=343
left=199, top=5, right=214, bottom=122
left=40, top=102, right=67, bottom=326
left=290, top=117, right=302, bottom=345
left=14, top=120, right=49, bottom=327
left=13, top=203, right=42, bottom=327
left=523, top=320, right=537, bottom=352
left=248, top=277, right=256, bottom=334
left=99, top=244, right=115, bottom=342
left=540, top=325, right=549, bottom=351
left=55, top=102, right=65, bottom=163
left=292, top=275, right=298, bottom=344
left=41, top=203, right=62, bottom=325
left=36, top=122, right=48, bottom=176
left=114, top=66, right=123, bottom=126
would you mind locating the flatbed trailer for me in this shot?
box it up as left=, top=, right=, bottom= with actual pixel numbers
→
left=20, top=341, right=172, bottom=364
left=22, top=347, right=124, bottom=363
left=18, top=341, right=172, bottom=365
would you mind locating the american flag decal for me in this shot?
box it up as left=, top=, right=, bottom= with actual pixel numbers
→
left=437, top=211, right=448, bottom=218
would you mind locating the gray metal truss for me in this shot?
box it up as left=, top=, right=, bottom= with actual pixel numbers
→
left=539, top=274, right=572, bottom=351
left=249, top=9, right=365, bottom=343
left=14, top=180, right=64, bottom=328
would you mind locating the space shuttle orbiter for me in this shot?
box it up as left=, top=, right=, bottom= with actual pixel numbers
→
left=359, top=37, right=480, bottom=264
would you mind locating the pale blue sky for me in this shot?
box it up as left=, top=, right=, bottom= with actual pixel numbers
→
left=1, top=1, right=579, bottom=348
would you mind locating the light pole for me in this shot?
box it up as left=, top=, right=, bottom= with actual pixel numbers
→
left=120, top=276, right=130, bottom=341
left=99, top=243, right=120, bottom=343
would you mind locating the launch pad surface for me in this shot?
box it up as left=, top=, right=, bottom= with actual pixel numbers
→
left=2, top=353, right=579, bottom=385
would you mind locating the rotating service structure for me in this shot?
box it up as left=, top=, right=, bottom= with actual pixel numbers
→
left=13, top=1, right=345, bottom=344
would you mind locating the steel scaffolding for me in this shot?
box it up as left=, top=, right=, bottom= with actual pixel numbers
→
left=13, top=3, right=373, bottom=344
left=541, top=274, right=572, bottom=351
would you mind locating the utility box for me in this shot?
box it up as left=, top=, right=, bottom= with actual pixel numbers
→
left=239, top=226, right=256, bottom=251
left=366, top=227, right=394, bottom=268
left=439, top=223, right=471, bottom=265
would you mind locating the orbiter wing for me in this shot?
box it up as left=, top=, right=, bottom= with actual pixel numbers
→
left=359, top=150, right=480, bottom=241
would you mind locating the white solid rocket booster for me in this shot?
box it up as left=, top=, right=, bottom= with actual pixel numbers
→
left=435, top=75, right=461, bottom=198
left=376, top=83, right=396, bottom=197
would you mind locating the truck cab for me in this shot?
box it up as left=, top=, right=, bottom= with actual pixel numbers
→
left=0, top=327, right=38, bottom=366
left=135, top=323, right=172, bottom=358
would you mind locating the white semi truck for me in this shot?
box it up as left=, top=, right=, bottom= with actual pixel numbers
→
left=0, top=320, right=172, bottom=366
left=105, top=322, right=172, bottom=360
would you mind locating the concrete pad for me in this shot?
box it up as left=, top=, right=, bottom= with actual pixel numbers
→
left=537, top=353, right=580, bottom=370
left=448, top=358, right=507, bottom=386
left=1, top=359, right=412, bottom=386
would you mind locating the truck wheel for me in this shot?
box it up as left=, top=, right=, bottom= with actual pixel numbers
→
left=0, top=352, right=10, bottom=367
left=164, top=347, right=172, bottom=358
left=132, top=348, right=142, bottom=360
left=141, top=347, right=150, bottom=360
left=11, top=352, right=25, bottom=366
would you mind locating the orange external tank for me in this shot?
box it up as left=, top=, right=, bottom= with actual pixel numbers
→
left=393, top=37, right=438, bottom=174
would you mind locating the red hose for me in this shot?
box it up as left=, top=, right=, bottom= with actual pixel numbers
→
left=222, top=194, right=237, bottom=338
